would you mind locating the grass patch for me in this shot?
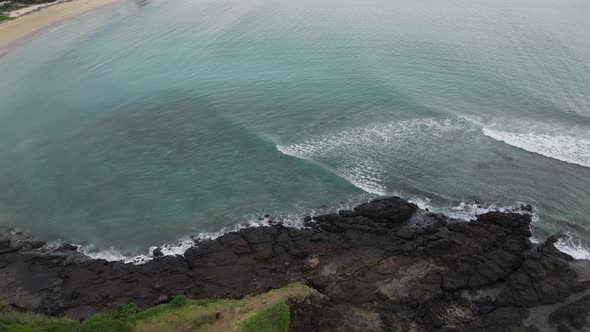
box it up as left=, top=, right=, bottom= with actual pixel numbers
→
left=0, top=302, right=136, bottom=332
left=238, top=301, right=290, bottom=332
left=0, top=13, right=14, bottom=22
left=0, top=303, right=73, bottom=332
left=0, top=283, right=312, bottom=332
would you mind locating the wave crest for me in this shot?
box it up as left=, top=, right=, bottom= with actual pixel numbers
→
left=277, top=118, right=471, bottom=194
left=482, top=127, right=590, bottom=168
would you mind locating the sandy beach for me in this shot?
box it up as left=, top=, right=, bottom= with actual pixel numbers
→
left=0, top=0, right=120, bottom=56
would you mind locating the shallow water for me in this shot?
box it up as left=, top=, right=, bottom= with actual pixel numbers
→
left=0, top=0, right=589, bottom=256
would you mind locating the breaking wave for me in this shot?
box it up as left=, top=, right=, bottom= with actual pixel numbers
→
left=555, top=233, right=590, bottom=260
left=277, top=118, right=472, bottom=195
left=482, top=128, right=590, bottom=168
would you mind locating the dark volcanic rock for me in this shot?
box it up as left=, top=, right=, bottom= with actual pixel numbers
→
left=549, top=295, right=590, bottom=330
left=0, top=245, right=21, bottom=255
left=60, top=243, right=78, bottom=251
left=152, top=247, right=163, bottom=257
left=0, top=196, right=588, bottom=332
left=354, top=197, right=417, bottom=226
left=0, top=238, right=10, bottom=249
left=26, top=241, right=46, bottom=249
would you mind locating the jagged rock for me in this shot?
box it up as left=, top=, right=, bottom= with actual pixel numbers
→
left=0, top=238, right=10, bottom=249
left=26, top=241, right=46, bottom=249
left=354, top=197, right=417, bottom=225
left=496, top=238, right=585, bottom=307
left=152, top=247, right=163, bottom=257
left=60, top=243, right=78, bottom=251
left=0, top=196, right=587, bottom=332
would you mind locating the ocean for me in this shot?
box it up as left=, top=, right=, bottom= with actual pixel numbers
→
left=0, top=0, right=589, bottom=260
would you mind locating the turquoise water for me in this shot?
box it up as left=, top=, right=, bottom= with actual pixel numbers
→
left=1, top=0, right=589, bottom=255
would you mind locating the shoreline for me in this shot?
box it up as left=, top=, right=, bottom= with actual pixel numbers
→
left=1, top=196, right=589, bottom=331
left=0, top=0, right=121, bottom=58
left=0, top=199, right=535, bottom=264
left=3, top=197, right=590, bottom=265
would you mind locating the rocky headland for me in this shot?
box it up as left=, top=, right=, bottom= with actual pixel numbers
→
left=1, top=197, right=589, bottom=331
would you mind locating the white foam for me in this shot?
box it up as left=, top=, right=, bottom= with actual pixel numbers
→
left=482, top=128, right=590, bottom=168
left=339, top=160, right=386, bottom=195
left=80, top=238, right=197, bottom=265
left=77, top=210, right=317, bottom=265
left=277, top=118, right=471, bottom=195
left=81, top=247, right=152, bottom=264
left=410, top=197, right=498, bottom=221
left=411, top=196, right=590, bottom=261
left=149, top=239, right=194, bottom=257
left=407, top=195, right=532, bottom=221
left=555, top=233, right=590, bottom=260
left=73, top=194, right=382, bottom=265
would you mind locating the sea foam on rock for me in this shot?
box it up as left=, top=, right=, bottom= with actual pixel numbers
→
left=0, top=197, right=589, bottom=331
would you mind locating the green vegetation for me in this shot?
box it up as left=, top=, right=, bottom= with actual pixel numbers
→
left=0, top=303, right=73, bottom=332
left=168, top=295, right=188, bottom=308
left=0, top=13, right=13, bottom=22
left=239, top=301, right=291, bottom=332
left=0, top=283, right=313, bottom=332
left=0, top=0, right=58, bottom=14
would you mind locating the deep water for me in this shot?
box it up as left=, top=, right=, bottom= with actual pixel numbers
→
left=0, top=0, right=589, bottom=256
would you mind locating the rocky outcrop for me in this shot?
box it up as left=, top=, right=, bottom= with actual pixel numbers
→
left=549, top=295, right=590, bottom=331
left=0, top=197, right=588, bottom=331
